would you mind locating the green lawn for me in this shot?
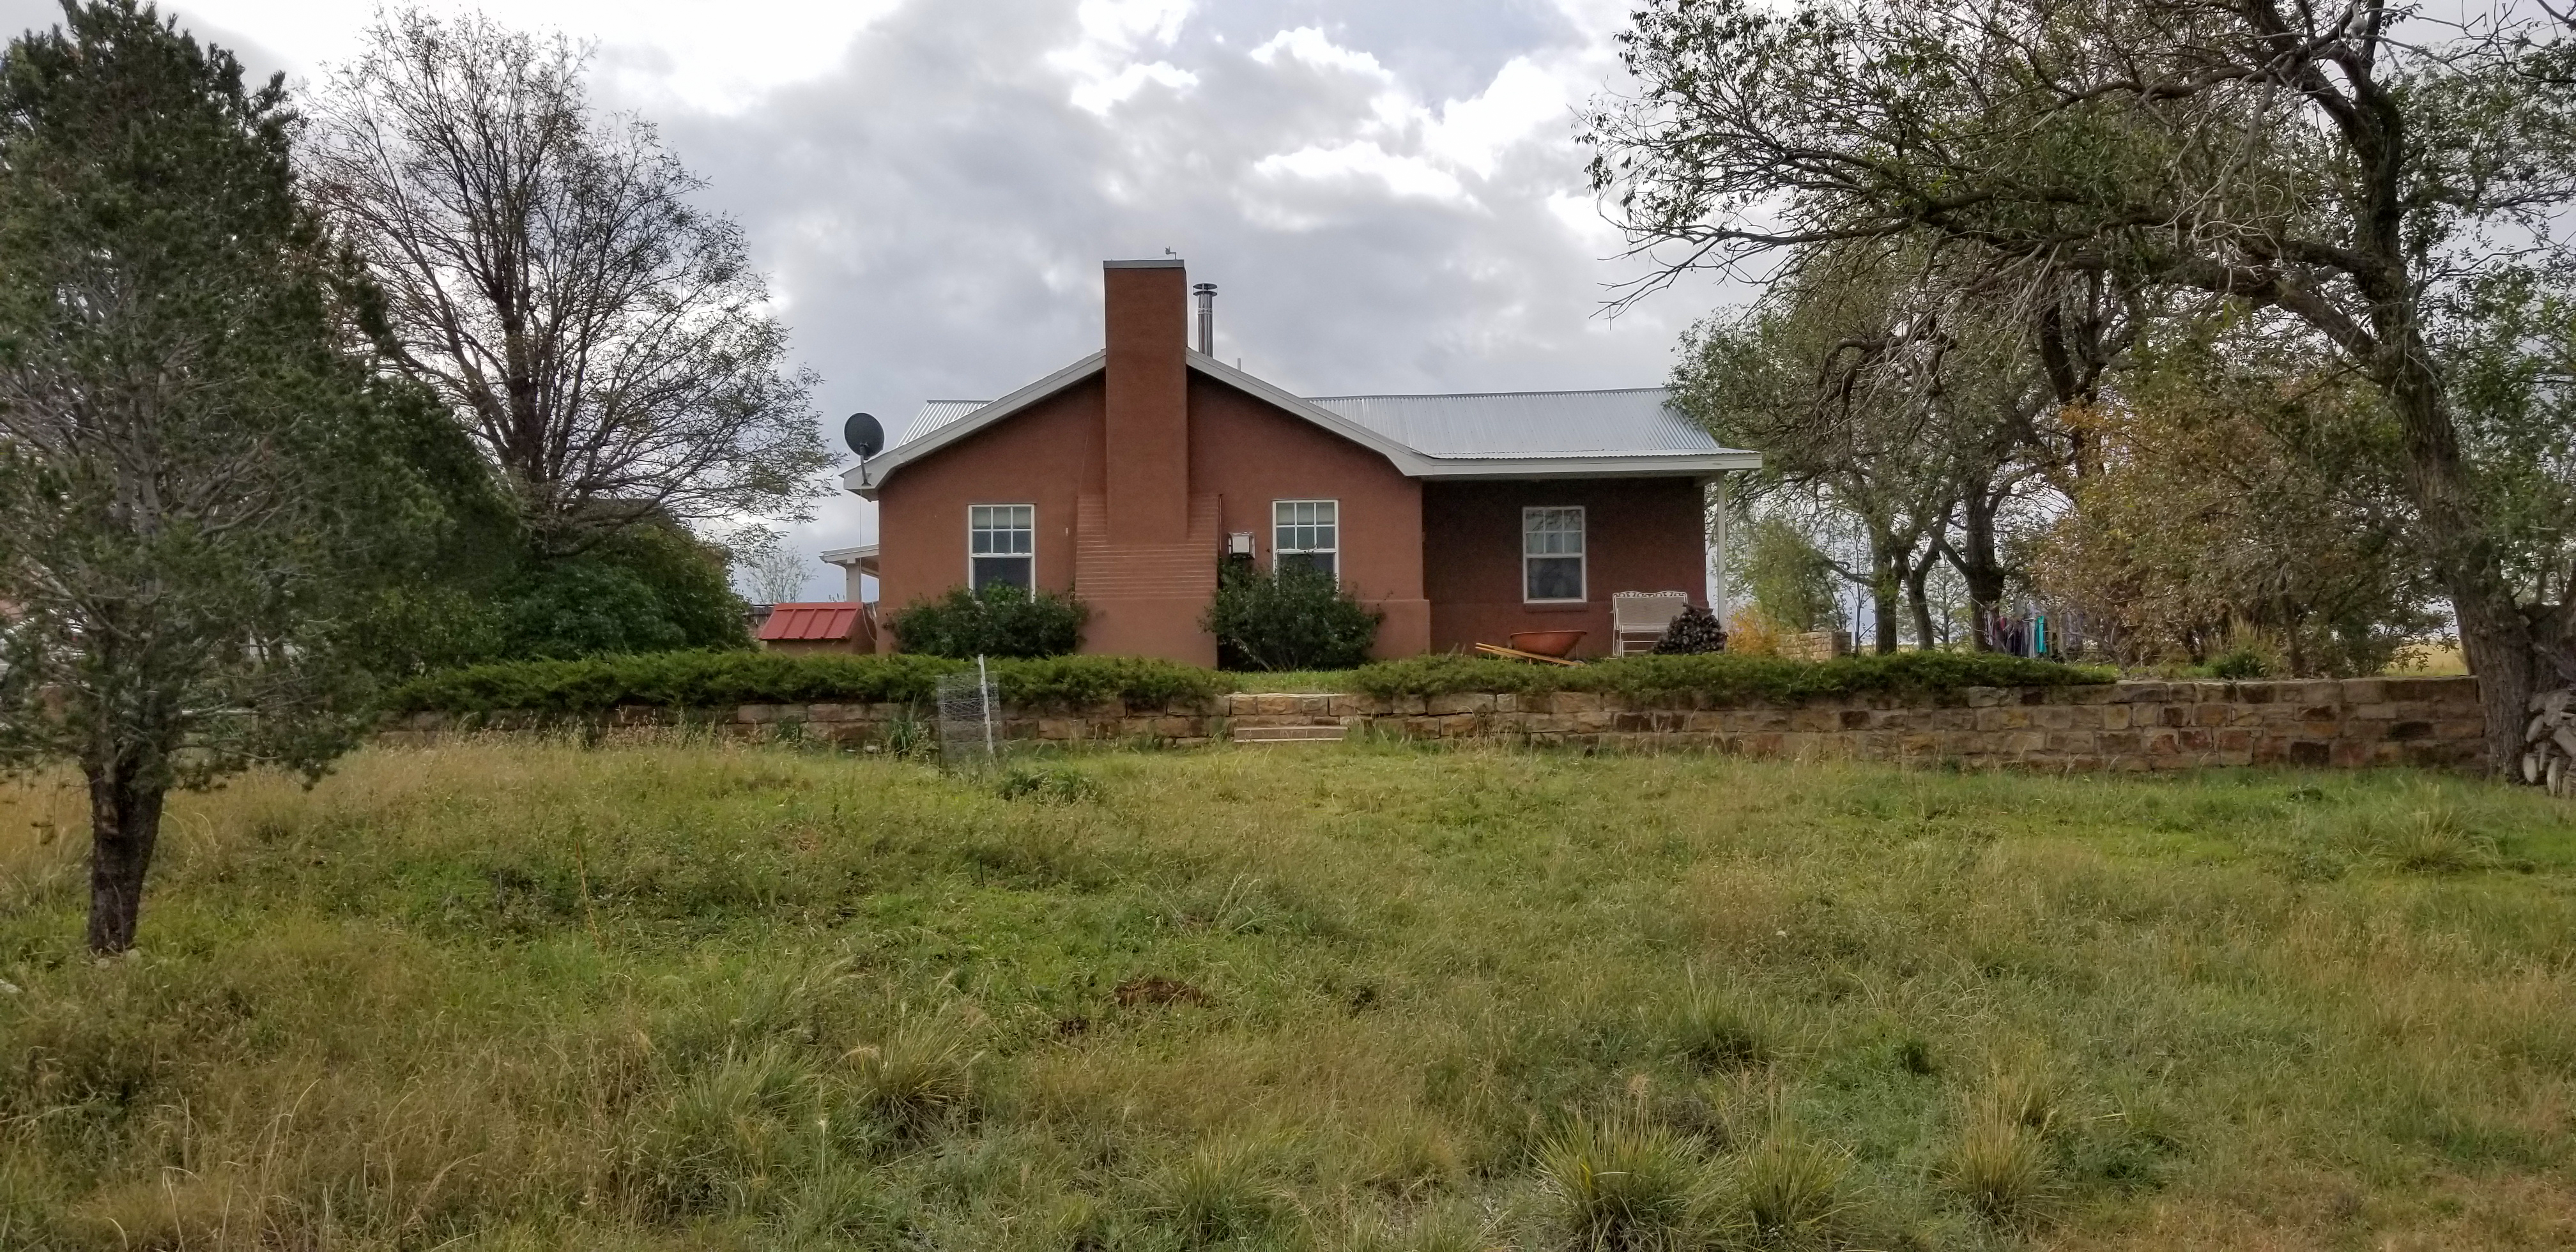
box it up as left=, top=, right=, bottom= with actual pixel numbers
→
left=4, top=739, right=2575, bottom=1249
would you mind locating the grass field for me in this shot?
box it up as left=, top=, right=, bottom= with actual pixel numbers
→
left=4, top=739, right=2575, bottom=1250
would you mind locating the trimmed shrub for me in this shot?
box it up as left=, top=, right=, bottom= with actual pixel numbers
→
left=887, top=583, right=1085, bottom=659
left=1348, top=651, right=2115, bottom=702
left=1202, top=563, right=1381, bottom=671
left=381, top=650, right=1227, bottom=715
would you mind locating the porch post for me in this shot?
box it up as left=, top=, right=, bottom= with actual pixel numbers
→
left=1702, top=475, right=1729, bottom=620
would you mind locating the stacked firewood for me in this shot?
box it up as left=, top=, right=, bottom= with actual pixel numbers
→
left=1654, top=603, right=1729, bottom=655
left=2522, top=689, right=2576, bottom=794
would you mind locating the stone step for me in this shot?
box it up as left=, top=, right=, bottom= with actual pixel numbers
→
left=1232, top=723, right=1348, bottom=744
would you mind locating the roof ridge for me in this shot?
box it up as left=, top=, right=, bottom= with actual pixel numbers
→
left=1303, top=386, right=1669, bottom=401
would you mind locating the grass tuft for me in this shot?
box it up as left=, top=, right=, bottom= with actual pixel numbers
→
left=1144, top=1133, right=1295, bottom=1246
left=995, top=763, right=1105, bottom=804
left=1660, top=987, right=1774, bottom=1072
left=1533, top=1115, right=1711, bottom=1251
left=1942, top=1108, right=2055, bottom=1226
left=2384, top=804, right=2502, bottom=873
left=847, top=1017, right=981, bottom=1136
left=1737, top=1131, right=1848, bottom=1242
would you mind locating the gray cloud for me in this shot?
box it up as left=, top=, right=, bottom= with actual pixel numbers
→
left=8, top=0, right=1747, bottom=600
left=640, top=0, right=1741, bottom=597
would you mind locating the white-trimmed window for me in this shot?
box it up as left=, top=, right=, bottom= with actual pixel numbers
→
left=1273, top=500, right=1338, bottom=581
left=969, top=504, right=1034, bottom=591
left=1523, top=506, right=1586, bottom=602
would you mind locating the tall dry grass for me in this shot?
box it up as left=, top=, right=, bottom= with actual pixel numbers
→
left=2, top=733, right=2573, bottom=1248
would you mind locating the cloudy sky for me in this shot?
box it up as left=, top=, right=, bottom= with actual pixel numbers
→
left=0, top=0, right=1743, bottom=599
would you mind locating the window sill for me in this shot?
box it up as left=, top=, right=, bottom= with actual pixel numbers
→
left=1519, top=601, right=1591, bottom=613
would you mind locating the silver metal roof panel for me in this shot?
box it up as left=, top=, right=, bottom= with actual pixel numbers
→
left=886, top=400, right=988, bottom=448
left=848, top=359, right=1758, bottom=498
left=1304, top=387, right=1723, bottom=459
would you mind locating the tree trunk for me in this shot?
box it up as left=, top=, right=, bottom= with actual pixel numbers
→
left=1905, top=549, right=1938, bottom=650
left=2375, top=337, right=2543, bottom=774
left=1870, top=570, right=1901, bottom=655
left=1945, top=501, right=2009, bottom=652
left=85, top=754, right=166, bottom=954
left=2453, top=579, right=2540, bottom=775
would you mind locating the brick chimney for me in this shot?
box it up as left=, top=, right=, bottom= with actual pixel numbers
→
left=1101, top=259, right=1189, bottom=545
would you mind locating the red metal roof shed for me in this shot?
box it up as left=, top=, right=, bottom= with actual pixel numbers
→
left=757, top=602, right=863, bottom=643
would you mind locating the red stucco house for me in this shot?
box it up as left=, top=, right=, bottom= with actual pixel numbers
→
left=832, top=259, right=1759, bottom=665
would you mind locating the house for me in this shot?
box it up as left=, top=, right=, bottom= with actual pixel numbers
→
left=836, top=259, right=1760, bottom=664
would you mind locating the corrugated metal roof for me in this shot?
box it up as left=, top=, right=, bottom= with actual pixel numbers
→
left=887, top=401, right=988, bottom=448
left=1303, top=388, right=1719, bottom=459
left=758, top=602, right=862, bottom=642
left=885, top=386, right=1726, bottom=462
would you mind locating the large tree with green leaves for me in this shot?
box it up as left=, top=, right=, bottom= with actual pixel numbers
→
left=0, top=1, right=462, bottom=952
left=1587, top=0, right=2576, bottom=770
left=1674, top=243, right=1957, bottom=653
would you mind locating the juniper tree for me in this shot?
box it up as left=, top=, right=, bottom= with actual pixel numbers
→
left=0, top=1, right=461, bottom=952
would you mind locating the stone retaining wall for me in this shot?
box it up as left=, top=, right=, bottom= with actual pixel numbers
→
left=378, top=675, right=2488, bottom=771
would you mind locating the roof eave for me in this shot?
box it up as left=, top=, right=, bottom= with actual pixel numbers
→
left=839, top=351, right=1108, bottom=496
left=1183, top=351, right=1436, bottom=474
left=1411, top=451, right=1765, bottom=480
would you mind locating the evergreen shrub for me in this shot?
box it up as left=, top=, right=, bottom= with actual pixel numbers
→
left=887, top=583, right=1085, bottom=659
left=1202, top=563, right=1381, bottom=671
left=1349, top=651, right=2115, bottom=701
left=382, top=650, right=1225, bottom=715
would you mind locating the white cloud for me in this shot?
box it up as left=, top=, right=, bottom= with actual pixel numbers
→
left=1547, top=188, right=1623, bottom=247
left=1048, top=0, right=1200, bottom=114
left=160, top=0, right=903, bottom=114
left=1249, top=26, right=1392, bottom=79
left=1255, top=141, right=1468, bottom=203
left=1075, top=0, right=1193, bottom=45
left=1423, top=57, right=1570, bottom=178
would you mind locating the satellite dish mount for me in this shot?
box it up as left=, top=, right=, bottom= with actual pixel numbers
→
left=844, top=412, right=884, bottom=485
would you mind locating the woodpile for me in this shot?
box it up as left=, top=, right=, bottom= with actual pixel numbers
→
left=2522, top=688, right=2576, bottom=793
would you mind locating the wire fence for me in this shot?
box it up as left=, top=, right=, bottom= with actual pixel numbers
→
left=935, top=657, right=1000, bottom=771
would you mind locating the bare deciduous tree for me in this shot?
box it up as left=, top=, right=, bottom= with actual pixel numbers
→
left=730, top=528, right=815, bottom=604
left=307, top=10, right=827, bottom=552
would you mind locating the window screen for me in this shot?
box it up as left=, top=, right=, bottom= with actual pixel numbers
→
left=969, top=504, right=1034, bottom=591
left=1273, top=500, right=1338, bottom=582
left=1523, top=507, right=1585, bottom=602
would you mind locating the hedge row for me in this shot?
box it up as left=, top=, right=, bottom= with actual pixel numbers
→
left=382, top=648, right=2112, bottom=717
left=1344, top=652, right=2115, bottom=702
left=380, top=651, right=1230, bottom=715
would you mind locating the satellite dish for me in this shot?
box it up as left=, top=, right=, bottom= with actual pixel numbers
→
left=843, top=412, right=884, bottom=459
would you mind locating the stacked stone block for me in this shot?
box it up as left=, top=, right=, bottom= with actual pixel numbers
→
left=379, top=676, right=2487, bottom=771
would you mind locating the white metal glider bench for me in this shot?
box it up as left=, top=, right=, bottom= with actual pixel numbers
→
left=1611, top=590, right=1693, bottom=657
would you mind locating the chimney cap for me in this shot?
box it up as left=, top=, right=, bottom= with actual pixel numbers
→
left=1104, top=257, right=1184, bottom=270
